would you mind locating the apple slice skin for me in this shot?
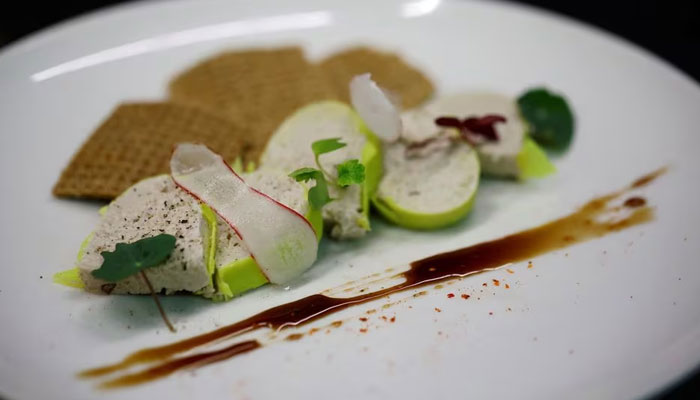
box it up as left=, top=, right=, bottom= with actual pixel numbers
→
left=199, top=204, right=268, bottom=300
left=373, top=193, right=477, bottom=230
left=53, top=234, right=91, bottom=289
left=516, top=137, right=556, bottom=179
left=371, top=141, right=480, bottom=230
left=171, top=143, right=318, bottom=285
left=216, top=258, right=269, bottom=300
left=355, top=112, right=383, bottom=230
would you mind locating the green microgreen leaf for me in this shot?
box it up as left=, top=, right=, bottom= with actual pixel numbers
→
left=336, top=159, right=366, bottom=187
left=91, top=234, right=177, bottom=282
left=289, top=168, right=333, bottom=210
left=311, top=138, right=347, bottom=177
left=289, top=167, right=319, bottom=182
left=517, top=88, right=575, bottom=152
left=311, top=138, right=347, bottom=158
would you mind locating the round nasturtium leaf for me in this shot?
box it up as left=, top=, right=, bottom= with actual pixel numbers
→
left=91, top=234, right=177, bottom=282
left=517, top=88, right=575, bottom=152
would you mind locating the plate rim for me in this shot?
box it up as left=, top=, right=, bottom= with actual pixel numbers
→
left=0, top=0, right=698, bottom=91
left=1, top=1, right=699, bottom=399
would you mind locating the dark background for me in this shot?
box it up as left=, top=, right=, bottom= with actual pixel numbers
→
left=0, top=0, right=698, bottom=82
left=0, top=0, right=697, bottom=399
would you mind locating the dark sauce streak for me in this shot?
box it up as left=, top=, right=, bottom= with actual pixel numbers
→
left=82, top=168, right=666, bottom=388
left=624, top=197, right=647, bottom=208
left=99, top=340, right=259, bottom=389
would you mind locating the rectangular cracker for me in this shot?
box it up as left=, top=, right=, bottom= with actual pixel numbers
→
left=53, top=102, right=257, bottom=199
left=318, top=46, right=434, bottom=109
left=168, top=46, right=340, bottom=160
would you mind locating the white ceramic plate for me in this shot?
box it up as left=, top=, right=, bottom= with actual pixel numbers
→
left=1, top=0, right=699, bottom=399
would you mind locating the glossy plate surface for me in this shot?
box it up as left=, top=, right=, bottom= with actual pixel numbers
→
left=1, top=0, right=699, bottom=399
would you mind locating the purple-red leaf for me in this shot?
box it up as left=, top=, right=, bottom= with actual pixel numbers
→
left=434, top=116, right=463, bottom=129
left=435, top=114, right=506, bottom=145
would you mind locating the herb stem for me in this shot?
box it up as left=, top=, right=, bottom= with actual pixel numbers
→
left=140, top=271, right=176, bottom=333
left=314, top=154, right=337, bottom=185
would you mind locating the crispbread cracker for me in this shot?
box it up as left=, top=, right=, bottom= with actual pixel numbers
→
left=169, top=47, right=339, bottom=155
left=319, top=46, right=434, bottom=109
left=54, top=46, right=436, bottom=200
left=53, top=102, right=256, bottom=199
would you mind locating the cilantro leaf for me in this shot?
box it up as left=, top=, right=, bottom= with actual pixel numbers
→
left=336, top=159, right=366, bottom=187
left=290, top=138, right=364, bottom=209
left=517, top=88, right=575, bottom=152
left=311, top=138, right=346, bottom=174
left=91, top=234, right=177, bottom=282
left=289, top=168, right=333, bottom=210
left=288, top=167, right=320, bottom=182
left=311, top=138, right=347, bottom=157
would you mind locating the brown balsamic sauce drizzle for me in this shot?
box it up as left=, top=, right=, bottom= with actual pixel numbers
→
left=98, top=340, right=259, bottom=389
left=624, top=196, right=647, bottom=208
left=82, top=167, right=666, bottom=388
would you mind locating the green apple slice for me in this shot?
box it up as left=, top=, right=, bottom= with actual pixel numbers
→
left=372, top=139, right=480, bottom=230
left=199, top=204, right=268, bottom=300
left=408, top=92, right=555, bottom=179
left=517, top=136, right=556, bottom=179
left=53, top=233, right=91, bottom=289
left=261, top=101, right=382, bottom=239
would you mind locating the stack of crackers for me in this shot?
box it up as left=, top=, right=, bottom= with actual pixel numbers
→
left=53, top=46, right=435, bottom=200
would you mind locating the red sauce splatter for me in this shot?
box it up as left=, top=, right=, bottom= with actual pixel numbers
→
left=492, top=279, right=500, bottom=287
left=461, top=294, right=470, bottom=300
left=447, top=293, right=455, bottom=298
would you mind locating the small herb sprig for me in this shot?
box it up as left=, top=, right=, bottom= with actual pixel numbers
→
left=289, top=138, right=366, bottom=210
left=91, top=234, right=177, bottom=332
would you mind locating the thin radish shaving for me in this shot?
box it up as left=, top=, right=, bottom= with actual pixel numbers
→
left=170, top=143, right=318, bottom=284
left=349, top=73, right=402, bottom=142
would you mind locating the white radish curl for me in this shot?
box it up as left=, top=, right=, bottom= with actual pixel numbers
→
left=170, top=143, right=318, bottom=284
left=349, top=73, right=402, bottom=142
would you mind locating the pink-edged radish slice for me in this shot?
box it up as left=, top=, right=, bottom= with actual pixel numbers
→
left=170, top=143, right=318, bottom=284
left=349, top=73, right=402, bottom=142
